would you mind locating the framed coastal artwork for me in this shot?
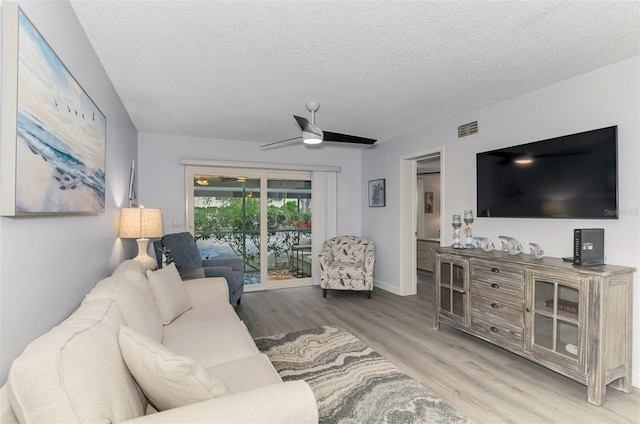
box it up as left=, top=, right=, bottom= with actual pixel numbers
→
left=368, top=178, right=385, bottom=207
left=0, top=3, right=106, bottom=216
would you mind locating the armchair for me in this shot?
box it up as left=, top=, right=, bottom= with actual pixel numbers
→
left=319, top=236, right=375, bottom=298
left=153, top=232, right=244, bottom=306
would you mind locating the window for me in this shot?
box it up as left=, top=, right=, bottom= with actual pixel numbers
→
left=185, top=164, right=334, bottom=291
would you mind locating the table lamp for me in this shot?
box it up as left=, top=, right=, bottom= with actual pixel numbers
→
left=119, top=207, right=163, bottom=271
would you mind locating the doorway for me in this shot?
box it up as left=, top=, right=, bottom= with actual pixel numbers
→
left=185, top=166, right=313, bottom=292
left=416, top=157, right=441, bottom=293
left=399, top=149, right=443, bottom=296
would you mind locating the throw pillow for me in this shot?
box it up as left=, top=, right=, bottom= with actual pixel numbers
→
left=118, top=326, right=230, bottom=411
left=146, top=263, right=192, bottom=324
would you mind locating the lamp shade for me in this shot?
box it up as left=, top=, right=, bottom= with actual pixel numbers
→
left=119, top=208, right=163, bottom=239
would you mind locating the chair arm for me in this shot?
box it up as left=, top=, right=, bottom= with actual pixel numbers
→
left=121, top=381, right=318, bottom=423
left=203, top=266, right=243, bottom=305
left=202, top=266, right=233, bottom=279
left=203, top=257, right=244, bottom=272
left=363, top=243, right=375, bottom=277
left=182, top=277, right=229, bottom=308
left=318, top=245, right=333, bottom=270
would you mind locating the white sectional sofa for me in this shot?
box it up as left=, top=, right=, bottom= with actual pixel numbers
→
left=0, top=261, right=318, bottom=423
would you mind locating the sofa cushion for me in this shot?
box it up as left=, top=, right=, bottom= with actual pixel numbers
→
left=325, top=261, right=365, bottom=280
left=162, top=303, right=240, bottom=336
left=8, top=300, right=146, bottom=423
left=112, top=258, right=147, bottom=277
left=86, top=263, right=163, bottom=342
left=162, top=320, right=260, bottom=368
left=206, top=354, right=282, bottom=394
left=161, top=232, right=203, bottom=269
left=119, top=325, right=230, bottom=411
left=146, top=263, right=192, bottom=325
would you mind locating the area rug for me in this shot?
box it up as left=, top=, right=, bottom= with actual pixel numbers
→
left=255, top=325, right=472, bottom=424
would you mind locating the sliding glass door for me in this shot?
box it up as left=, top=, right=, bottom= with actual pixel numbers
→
left=186, top=166, right=312, bottom=291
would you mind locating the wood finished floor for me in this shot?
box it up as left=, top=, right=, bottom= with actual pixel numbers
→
left=236, top=272, right=640, bottom=424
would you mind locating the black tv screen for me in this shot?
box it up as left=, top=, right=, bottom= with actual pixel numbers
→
left=477, top=126, right=618, bottom=219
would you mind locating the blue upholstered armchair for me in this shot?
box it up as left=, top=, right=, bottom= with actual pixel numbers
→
left=153, top=232, right=244, bottom=306
left=319, top=236, right=375, bottom=298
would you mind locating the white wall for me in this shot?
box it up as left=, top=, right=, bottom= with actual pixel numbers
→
left=362, top=56, right=640, bottom=386
left=137, top=133, right=363, bottom=244
left=0, top=0, right=137, bottom=384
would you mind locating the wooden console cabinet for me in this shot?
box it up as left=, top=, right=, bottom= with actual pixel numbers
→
left=433, top=247, right=635, bottom=406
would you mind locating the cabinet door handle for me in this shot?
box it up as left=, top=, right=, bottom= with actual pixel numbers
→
left=490, top=326, right=499, bottom=333
left=526, top=307, right=531, bottom=313
left=491, top=268, right=500, bottom=273
left=491, top=303, right=500, bottom=309
left=491, top=283, right=500, bottom=289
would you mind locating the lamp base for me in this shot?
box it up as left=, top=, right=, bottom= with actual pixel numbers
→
left=133, top=238, right=158, bottom=271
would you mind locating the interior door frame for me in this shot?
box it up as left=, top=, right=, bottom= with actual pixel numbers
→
left=399, top=148, right=444, bottom=296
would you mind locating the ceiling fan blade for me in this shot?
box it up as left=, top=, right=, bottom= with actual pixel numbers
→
left=323, top=131, right=377, bottom=145
left=293, top=116, right=322, bottom=136
left=260, top=136, right=301, bottom=148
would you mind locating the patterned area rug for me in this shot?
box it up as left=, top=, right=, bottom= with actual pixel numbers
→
left=255, top=325, right=472, bottom=424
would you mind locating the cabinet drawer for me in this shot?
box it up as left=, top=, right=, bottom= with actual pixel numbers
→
left=471, top=315, right=523, bottom=347
left=471, top=260, right=524, bottom=297
left=471, top=293, right=524, bottom=326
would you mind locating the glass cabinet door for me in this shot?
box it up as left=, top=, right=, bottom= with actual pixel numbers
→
left=529, top=273, right=584, bottom=366
left=436, top=256, right=469, bottom=326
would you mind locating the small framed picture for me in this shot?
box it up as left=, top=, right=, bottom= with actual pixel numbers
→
left=368, top=179, right=386, bottom=207
left=425, top=192, right=434, bottom=214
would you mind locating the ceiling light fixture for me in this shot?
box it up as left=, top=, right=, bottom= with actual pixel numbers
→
left=237, top=176, right=247, bottom=183
left=302, top=130, right=323, bottom=145
left=514, top=156, right=533, bottom=165
left=195, top=178, right=209, bottom=185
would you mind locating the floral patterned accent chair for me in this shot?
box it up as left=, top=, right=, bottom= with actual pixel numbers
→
left=319, top=236, right=375, bottom=298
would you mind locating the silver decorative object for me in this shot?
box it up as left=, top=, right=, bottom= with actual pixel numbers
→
left=499, top=235, right=523, bottom=255
left=529, top=243, right=545, bottom=259
left=473, top=237, right=495, bottom=252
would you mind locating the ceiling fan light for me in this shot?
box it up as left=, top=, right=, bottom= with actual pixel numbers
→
left=302, top=131, right=322, bottom=145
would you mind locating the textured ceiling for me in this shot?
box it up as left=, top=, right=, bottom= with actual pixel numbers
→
left=69, top=1, right=640, bottom=145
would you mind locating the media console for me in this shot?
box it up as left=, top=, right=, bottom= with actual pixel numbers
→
left=433, top=247, right=636, bottom=406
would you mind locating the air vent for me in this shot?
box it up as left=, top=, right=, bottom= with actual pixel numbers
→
left=458, top=121, right=478, bottom=138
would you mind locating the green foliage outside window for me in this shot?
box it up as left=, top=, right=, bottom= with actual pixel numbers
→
left=194, top=199, right=311, bottom=271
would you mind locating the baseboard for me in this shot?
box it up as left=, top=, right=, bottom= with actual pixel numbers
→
left=373, top=279, right=402, bottom=295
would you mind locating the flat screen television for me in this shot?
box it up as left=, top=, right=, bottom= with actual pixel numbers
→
left=476, top=126, right=618, bottom=219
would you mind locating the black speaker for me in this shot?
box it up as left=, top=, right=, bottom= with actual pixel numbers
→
left=574, top=228, right=604, bottom=266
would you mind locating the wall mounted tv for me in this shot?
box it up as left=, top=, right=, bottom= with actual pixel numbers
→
left=477, top=126, right=618, bottom=219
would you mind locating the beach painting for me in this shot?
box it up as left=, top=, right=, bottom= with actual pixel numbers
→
left=8, top=9, right=105, bottom=214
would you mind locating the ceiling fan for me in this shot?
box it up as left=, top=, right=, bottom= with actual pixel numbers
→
left=260, top=102, right=377, bottom=148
